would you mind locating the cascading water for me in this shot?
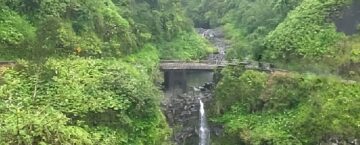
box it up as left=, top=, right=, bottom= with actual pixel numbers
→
left=199, top=98, right=210, bottom=145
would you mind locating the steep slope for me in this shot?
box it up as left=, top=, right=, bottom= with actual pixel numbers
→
left=0, top=0, right=213, bottom=144
left=212, top=68, right=360, bottom=145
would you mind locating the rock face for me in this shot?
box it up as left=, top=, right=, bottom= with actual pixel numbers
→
left=334, top=0, right=360, bottom=35
left=162, top=83, right=213, bottom=145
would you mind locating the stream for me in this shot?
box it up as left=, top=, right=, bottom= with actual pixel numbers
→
left=196, top=28, right=228, bottom=145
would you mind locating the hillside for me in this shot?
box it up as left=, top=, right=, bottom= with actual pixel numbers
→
left=0, top=0, right=212, bottom=144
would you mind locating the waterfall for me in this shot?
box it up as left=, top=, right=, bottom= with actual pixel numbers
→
left=199, top=99, right=210, bottom=145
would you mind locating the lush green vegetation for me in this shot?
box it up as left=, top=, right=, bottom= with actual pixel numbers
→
left=0, top=56, right=168, bottom=145
left=1, top=0, right=360, bottom=144
left=182, top=0, right=302, bottom=59
left=0, top=0, right=212, bottom=59
left=158, top=32, right=214, bottom=60
left=0, top=0, right=213, bottom=144
left=212, top=68, right=360, bottom=144
left=264, top=0, right=351, bottom=70
left=0, top=47, right=172, bottom=145
left=183, top=0, right=360, bottom=76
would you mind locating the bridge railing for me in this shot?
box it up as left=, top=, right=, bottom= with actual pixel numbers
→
left=160, top=60, right=212, bottom=63
left=0, top=61, right=16, bottom=64
left=160, top=59, right=251, bottom=65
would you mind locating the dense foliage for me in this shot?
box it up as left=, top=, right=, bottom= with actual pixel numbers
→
left=0, top=0, right=211, bottom=59
left=1, top=0, right=360, bottom=144
left=182, top=0, right=302, bottom=59
left=158, top=32, right=214, bottom=60
left=0, top=48, right=171, bottom=145
left=264, top=0, right=350, bottom=63
left=0, top=0, right=213, bottom=144
left=212, top=68, right=360, bottom=145
left=183, top=0, right=360, bottom=77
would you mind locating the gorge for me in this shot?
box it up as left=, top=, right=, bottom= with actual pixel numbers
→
left=0, top=0, right=360, bottom=145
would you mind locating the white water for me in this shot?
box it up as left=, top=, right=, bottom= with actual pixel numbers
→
left=199, top=99, right=210, bottom=145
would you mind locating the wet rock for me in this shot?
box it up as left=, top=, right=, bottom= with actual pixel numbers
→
left=320, top=136, right=359, bottom=145
left=203, top=82, right=213, bottom=90
left=213, top=126, right=224, bottom=136
left=163, top=28, right=227, bottom=145
left=163, top=85, right=214, bottom=145
left=199, top=86, right=206, bottom=91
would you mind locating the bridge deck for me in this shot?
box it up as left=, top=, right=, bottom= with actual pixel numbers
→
left=0, top=61, right=16, bottom=67
left=160, top=62, right=225, bottom=70
left=159, top=60, right=248, bottom=70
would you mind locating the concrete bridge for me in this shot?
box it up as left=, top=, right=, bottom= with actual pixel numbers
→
left=0, top=61, right=16, bottom=65
left=0, top=61, right=16, bottom=68
left=160, top=60, right=275, bottom=93
left=159, top=60, right=250, bottom=71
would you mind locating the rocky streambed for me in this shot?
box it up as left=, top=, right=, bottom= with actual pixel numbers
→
left=197, top=28, right=229, bottom=63
left=162, top=84, right=213, bottom=144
